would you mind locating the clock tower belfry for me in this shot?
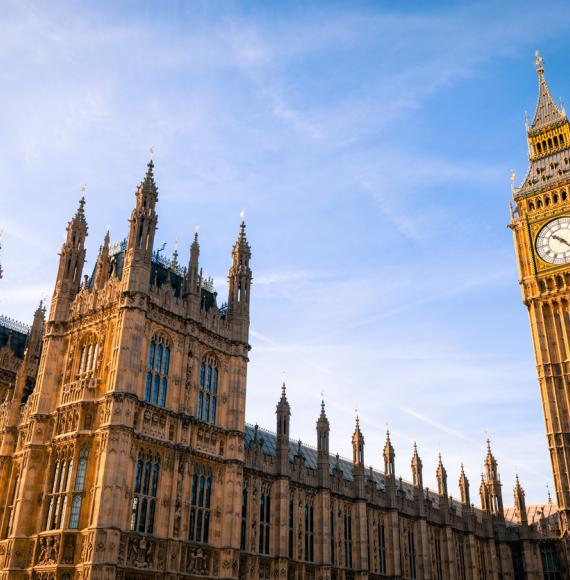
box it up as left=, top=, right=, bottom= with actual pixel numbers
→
left=511, top=51, right=570, bottom=534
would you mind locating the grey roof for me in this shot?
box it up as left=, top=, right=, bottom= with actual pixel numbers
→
left=517, top=149, right=570, bottom=196
left=245, top=423, right=420, bottom=501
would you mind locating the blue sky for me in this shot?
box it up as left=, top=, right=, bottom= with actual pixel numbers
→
left=2, top=0, right=569, bottom=505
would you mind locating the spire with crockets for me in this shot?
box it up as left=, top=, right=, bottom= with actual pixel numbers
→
left=123, top=158, right=159, bottom=292
left=51, top=196, right=88, bottom=321
left=530, top=50, right=566, bottom=131
left=228, top=214, right=252, bottom=340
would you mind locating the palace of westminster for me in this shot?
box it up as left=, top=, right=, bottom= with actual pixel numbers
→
left=1, top=55, right=570, bottom=580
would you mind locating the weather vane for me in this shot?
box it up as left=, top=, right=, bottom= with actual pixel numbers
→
left=149, top=145, right=155, bottom=159
left=535, top=50, right=543, bottom=70
left=80, top=184, right=86, bottom=195
left=240, top=209, right=245, bottom=221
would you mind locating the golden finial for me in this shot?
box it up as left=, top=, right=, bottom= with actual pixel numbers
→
left=510, top=170, right=517, bottom=194
left=535, top=50, right=544, bottom=72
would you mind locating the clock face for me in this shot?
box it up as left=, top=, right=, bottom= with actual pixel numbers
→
left=536, top=217, right=570, bottom=264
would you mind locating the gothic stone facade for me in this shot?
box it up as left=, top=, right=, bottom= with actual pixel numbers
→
left=0, top=65, right=566, bottom=580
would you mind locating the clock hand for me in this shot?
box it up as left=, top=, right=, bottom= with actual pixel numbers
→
left=552, top=234, right=570, bottom=248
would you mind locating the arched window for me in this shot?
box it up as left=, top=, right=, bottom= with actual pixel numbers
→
left=289, top=493, right=294, bottom=558
left=69, top=446, right=89, bottom=529
left=561, top=134, right=565, bottom=145
left=343, top=506, right=353, bottom=569
left=378, top=518, right=386, bottom=574
left=77, top=335, right=98, bottom=376
left=45, top=450, right=73, bottom=530
left=554, top=135, right=559, bottom=147
left=304, top=497, right=314, bottom=562
left=197, top=354, right=219, bottom=424
left=3, top=470, right=20, bottom=538
left=537, top=142, right=542, bottom=153
left=240, top=482, right=248, bottom=550
left=188, top=465, right=212, bottom=543
left=145, top=335, right=170, bottom=407
left=259, top=485, right=271, bottom=555
left=130, top=452, right=160, bottom=534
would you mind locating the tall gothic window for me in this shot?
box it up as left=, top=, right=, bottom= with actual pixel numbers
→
left=197, top=354, right=218, bottom=424
left=304, top=498, right=314, bottom=562
left=69, top=446, right=89, bottom=529
left=240, top=482, right=248, bottom=551
left=3, top=471, right=20, bottom=538
left=189, top=466, right=212, bottom=543
left=433, top=531, right=442, bottom=580
left=343, top=507, right=353, bottom=569
left=130, top=452, right=160, bottom=534
left=478, top=541, right=487, bottom=580
left=259, top=485, right=271, bottom=555
left=288, top=493, right=294, bottom=558
left=378, top=518, right=386, bottom=574
left=45, top=450, right=73, bottom=530
left=330, top=506, right=336, bottom=566
left=408, top=527, right=417, bottom=579
left=77, top=336, right=98, bottom=376
left=457, top=537, right=466, bottom=580
left=145, top=335, right=170, bottom=406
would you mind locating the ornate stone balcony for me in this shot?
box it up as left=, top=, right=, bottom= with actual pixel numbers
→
left=60, top=376, right=100, bottom=406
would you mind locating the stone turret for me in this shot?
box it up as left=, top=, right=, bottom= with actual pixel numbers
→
left=228, top=219, right=252, bottom=342
left=276, top=381, right=290, bottom=474
left=316, top=398, right=330, bottom=487
left=383, top=429, right=395, bottom=478
left=50, top=197, right=87, bottom=321
left=411, top=442, right=423, bottom=491
left=123, top=159, right=158, bottom=293
left=514, top=474, right=528, bottom=526
left=459, top=463, right=471, bottom=507
left=436, top=454, right=448, bottom=498
left=93, top=229, right=111, bottom=290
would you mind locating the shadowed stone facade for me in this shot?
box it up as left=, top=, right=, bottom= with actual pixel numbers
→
left=0, top=58, right=566, bottom=579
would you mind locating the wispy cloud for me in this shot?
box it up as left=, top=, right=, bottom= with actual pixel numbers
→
left=0, top=0, right=565, bottom=503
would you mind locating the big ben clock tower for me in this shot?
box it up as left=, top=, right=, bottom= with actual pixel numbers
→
left=511, top=51, right=570, bottom=534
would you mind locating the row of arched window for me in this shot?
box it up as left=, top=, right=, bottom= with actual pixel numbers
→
left=197, top=356, right=218, bottom=424
left=145, top=335, right=170, bottom=406
left=45, top=446, right=89, bottom=531
left=130, top=454, right=160, bottom=534
left=528, top=188, right=568, bottom=212
left=77, top=339, right=99, bottom=375
left=189, top=466, right=212, bottom=544
left=142, top=336, right=220, bottom=427
left=534, top=132, right=565, bottom=155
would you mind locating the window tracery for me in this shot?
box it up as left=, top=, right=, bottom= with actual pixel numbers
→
left=130, top=450, right=160, bottom=534
left=259, top=484, right=271, bottom=555
left=197, top=354, right=218, bottom=424
left=145, top=335, right=170, bottom=407
left=77, top=334, right=99, bottom=376
left=188, top=464, right=212, bottom=543
left=45, top=446, right=74, bottom=530
left=69, top=446, right=89, bottom=528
